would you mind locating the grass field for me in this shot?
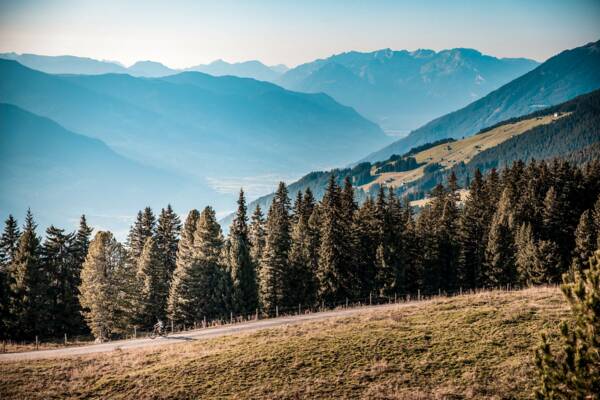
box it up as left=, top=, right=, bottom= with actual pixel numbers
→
left=0, top=287, right=569, bottom=399
left=361, top=113, right=568, bottom=191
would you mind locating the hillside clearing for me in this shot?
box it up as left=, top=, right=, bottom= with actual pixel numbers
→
left=361, top=113, right=568, bottom=191
left=0, top=287, right=569, bottom=399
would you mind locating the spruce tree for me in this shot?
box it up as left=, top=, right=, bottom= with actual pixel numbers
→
left=155, top=205, right=181, bottom=282
left=10, top=210, right=48, bottom=338
left=127, top=207, right=156, bottom=261
left=228, top=190, right=258, bottom=314
left=168, top=209, right=200, bottom=324
left=259, top=182, right=291, bottom=313
left=169, top=208, right=229, bottom=324
left=288, top=189, right=318, bottom=307
left=249, top=205, right=266, bottom=271
left=41, top=226, right=79, bottom=336
left=484, top=189, right=516, bottom=286
left=136, top=236, right=168, bottom=326
left=458, top=169, right=488, bottom=289
left=0, top=215, right=20, bottom=338
left=570, top=209, right=597, bottom=273
left=317, top=175, right=354, bottom=303
left=79, top=231, right=132, bottom=340
left=535, top=250, right=600, bottom=399
left=354, top=197, right=379, bottom=297
left=0, top=215, right=20, bottom=267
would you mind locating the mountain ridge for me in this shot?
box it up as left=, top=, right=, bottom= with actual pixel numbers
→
left=364, top=39, right=600, bottom=162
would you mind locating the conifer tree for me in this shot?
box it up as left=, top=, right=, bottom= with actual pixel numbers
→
left=259, top=182, right=291, bottom=313
left=79, top=231, right=132, bottom=340
left=0, top=215, right=20, bottom=268
left=249, top=205, right=266, bottom=270
left=288, top=189, right=318, bottom=307
left=71, top=215, right=93, bottom=267
left=317, top=175, right=355, bottom=303
left=228, top=190, right=258, bottom=314
left=10, top=210, right=48, bottom=338
left=136, top=236, right=168, bottom=326
left=458, top=169, right=488, bottom=289
left=535, top=250, right=600, bottom=399
left=570, top=210, right=597, bottom=273
left=354, top=197, right=379, bottom=297
left=515, top=223, right=547, bottom=285
left=42, top=225, right=80, bottom=335
left=0, top=215, right=20, bottom=337
left=127, top=207, right=156, bottom=261
left=484, top=189, right=516, bottom=286
left=169, top=208, right=229, bottom=324
left=167, top=210, right=200, bottom=324
left=155, top=205, right=181, bottom=282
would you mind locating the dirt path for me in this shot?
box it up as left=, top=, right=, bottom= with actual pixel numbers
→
left=0, top=302, right=415, bottom=362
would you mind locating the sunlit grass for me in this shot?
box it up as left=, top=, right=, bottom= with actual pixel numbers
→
left=0, top=287, right=568, bottom=399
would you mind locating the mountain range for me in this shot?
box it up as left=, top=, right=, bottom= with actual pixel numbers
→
left=365, top=40, right=600, bottom=162
left=277, top=48, right=539, bottom=134
left=0, top=103, right=226, bottom=237
left=0, top=53, right=287, bottom=81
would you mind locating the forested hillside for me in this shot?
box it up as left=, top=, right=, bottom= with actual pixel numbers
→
left=366, top=39, right=600, bottom=162
left=233, top=89, right=600, bottom=223
left=1, top=155, right=598, bottom=341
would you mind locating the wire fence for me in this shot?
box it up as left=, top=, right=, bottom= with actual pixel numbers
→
left=3, top=283, right=549, bottom=352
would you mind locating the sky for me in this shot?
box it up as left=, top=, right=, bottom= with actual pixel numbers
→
left=1, top=0, right=599, bottom=68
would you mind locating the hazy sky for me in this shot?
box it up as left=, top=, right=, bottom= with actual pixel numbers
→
left=1, top=0, right=599, bottom=68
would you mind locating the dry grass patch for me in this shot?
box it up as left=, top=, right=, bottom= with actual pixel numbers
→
left=0, top=287, right=568, bottom=399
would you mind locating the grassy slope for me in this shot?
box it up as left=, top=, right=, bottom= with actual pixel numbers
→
left=0, top=287, right=568, bottom=399
left=361, top=113, right=567, bottom=191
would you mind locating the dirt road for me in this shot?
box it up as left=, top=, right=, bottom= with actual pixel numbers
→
left=0, top=302, right=413, bottom=362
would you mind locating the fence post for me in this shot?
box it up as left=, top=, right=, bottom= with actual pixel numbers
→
left=369, top=292, right=372, bottom=306
left=230, top=312, right=233, bottom=324
left=321, top=300, right=324, bottom=311
left=418, top=289, right=421, bottom=301
left=394, top=293, right=397, bottom=303
left=460, top=287, right=462, bottom=295
left=346, top=298, right=348, bottom=308
left=203, top=316, right=207, bottom=328
left=134, top=326, right=137, bottom=339
left=35, top=335, right=39, bottom=350
left=298, top=303, right=301, bottom=315
left=64, top=333, right=67, bottom=345
left=255, top=308, right=258, bottom=320
left=276, top=305, right=279, bottom=318
left=171, top=319, right=174, bottom=333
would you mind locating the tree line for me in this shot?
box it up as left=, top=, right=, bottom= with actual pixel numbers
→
left=1, top=158, right=599, bottom=340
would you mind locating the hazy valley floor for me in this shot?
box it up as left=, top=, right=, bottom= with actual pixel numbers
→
left=0, top=287, right=568, bottom=399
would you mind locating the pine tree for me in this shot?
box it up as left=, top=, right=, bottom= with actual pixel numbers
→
left=0, top=215, right=20, bottom=338
left=535, top=250, right=600, bottom=399
left=167, top=210, right=200, bottom=324
left=249, top=205, right=266, bottom=271
left=354, top=197, right=380, bottom=297
left=155, top=205, right=181, bottom=283
left=135, top=236, right=168, bottom=326
left=228, top=190, right=258, bottom=314
left=127, top=207, right=156, bottom=261
left=458, top=169, right=488, bottom=289
left=570, top=209, right=597, bottom=273
left=259, top=182, right=291, bottom=313
left=484, top=189, right=516, bottom=286
left=10, top=210, right=48, bottom=338
left=594, top=196, right=600, bottom=250
left=169, top=208, right=229, bottom=324
left=288, top=189, right=318, bottom=307
left=0, top=215, right=20, bottom=268
left=79, top=231, right=132, bottom=340
left=41, top=225, right=79, bottom=336
left=317, top=175, right=354, bottom=303
left=515, top=223, right=547, bottom=286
